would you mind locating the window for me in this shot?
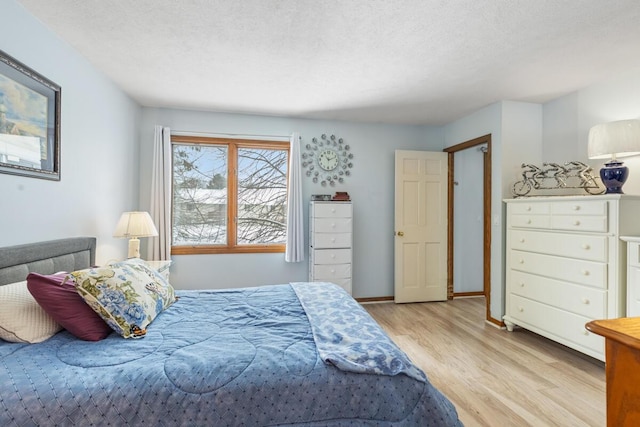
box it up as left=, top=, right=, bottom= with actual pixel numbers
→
left=171, top=135, right=289, bottom=254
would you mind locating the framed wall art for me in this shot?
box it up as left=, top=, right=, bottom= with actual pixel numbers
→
left=0, top=49, right=61, bottom=180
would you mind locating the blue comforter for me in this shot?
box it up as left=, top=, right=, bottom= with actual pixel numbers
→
left=0, top=283, right=461, bottom=426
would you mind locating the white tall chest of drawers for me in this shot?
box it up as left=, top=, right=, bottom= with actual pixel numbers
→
left=309, top=201, right=353, bottom=294
left=504, top=195, right=640, bottom=361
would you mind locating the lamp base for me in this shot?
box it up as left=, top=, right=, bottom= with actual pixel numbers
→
left=600, top=160, right=629, bottom=194
left=127, top=238, right=141, bottom=258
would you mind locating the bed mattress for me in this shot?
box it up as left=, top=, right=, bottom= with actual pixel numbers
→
left=0, top=282, right=461, bottom=426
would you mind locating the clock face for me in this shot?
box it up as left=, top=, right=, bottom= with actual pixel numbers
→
left=301, top=134, right=353, bottom=187
left=318, top=149, right=339, bottom=171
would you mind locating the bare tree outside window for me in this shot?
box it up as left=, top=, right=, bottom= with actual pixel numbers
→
left=237, top=148, right=288, bottom=244
left=172, top=143, right=228, bottom=245
left=171, top=136, right=289, bottom=253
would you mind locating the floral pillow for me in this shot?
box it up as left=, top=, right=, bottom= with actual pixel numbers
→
left=69, top=260, right=176, bottom=339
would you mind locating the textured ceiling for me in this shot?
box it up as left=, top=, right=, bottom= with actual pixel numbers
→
left=15, top=0, right=640, bottom=125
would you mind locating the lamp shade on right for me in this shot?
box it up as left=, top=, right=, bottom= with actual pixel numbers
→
left=588, top=119, right=640, bottom=194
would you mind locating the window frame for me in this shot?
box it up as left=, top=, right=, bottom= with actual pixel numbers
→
left=170, top=135, right=290, bottom=255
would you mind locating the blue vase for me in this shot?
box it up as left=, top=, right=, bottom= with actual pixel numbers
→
left=600, top=160, right=628, bottom=194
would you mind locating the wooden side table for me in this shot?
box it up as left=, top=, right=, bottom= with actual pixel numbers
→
left=586, top=317, right=640, bottom=427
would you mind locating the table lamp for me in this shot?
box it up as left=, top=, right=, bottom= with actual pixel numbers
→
left=588, top=119, right=640, bottom=194
left=113, top=211, right=159, bottom=258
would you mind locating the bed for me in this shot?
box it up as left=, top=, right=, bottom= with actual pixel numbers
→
left=0, top=237, right=462, bottom=426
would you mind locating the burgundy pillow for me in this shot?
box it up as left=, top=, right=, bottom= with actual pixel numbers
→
left=26, top=272, right=112, bottom=341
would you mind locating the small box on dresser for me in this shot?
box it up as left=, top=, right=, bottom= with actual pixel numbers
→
left=309, top=201, right=353, bottom=294
left=504, top=194, right=640, bottom=361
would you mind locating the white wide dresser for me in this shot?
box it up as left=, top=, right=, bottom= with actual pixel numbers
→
left=309, top=201, right=353, bottom=294
left=504, top=195, right=640, bottom=361
left=621, top=236, right=640, bottom=317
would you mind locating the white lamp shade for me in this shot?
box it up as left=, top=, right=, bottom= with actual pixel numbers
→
left=588, top=119, right=640, bottom=160
left=113, top=211, right=159, bottom=238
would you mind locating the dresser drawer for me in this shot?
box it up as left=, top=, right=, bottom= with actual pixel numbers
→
left=510, top=250, right=607, bottom=288
left=311, top=278, right=351, bottom=294
left=312, top=232, right=351, bottom=248
left=331, top=278, right=352, bottom=293
left=313, top=218, right=352, bottom=233
left=312, top=263, right=351, bottom=280
left=628, top=241, right=640, bottom=268
left=510, top=215, right=551, bottom=229
left=510, top=230, right=607, bottom=262
left=627, top=241, right=640, bottom=316
left=628, top=265, right=640, bottom=317
left=312, top=248, right=351, bottom=264
left=508, top=295, right=604, bottom=356
left=550, top=215, right=607, bottom=233
left=510, top=270, right=606, bottom=319
left=509, top=202, right=550, bottom=215
left=550, top=200, right=607, bottom=216
left=312, top=203, right=352, bottom=218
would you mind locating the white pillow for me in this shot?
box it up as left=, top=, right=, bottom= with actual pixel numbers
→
left=0, top=280, right=62, bottom=343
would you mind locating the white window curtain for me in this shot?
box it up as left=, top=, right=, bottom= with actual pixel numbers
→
left=285, top=132, right=304, bottom=262
left=148, top=125, right=172, bottom=261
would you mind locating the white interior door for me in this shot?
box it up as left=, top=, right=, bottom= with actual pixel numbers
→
left=394, top=150, right=448, bottom=303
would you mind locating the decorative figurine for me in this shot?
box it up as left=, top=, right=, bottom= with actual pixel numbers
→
left=512, top=161, right=604, bottom=196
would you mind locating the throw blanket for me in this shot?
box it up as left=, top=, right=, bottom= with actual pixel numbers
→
left=292, top=282, right=426, bottom=382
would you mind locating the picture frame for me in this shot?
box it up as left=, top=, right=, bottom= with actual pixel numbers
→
left=0, top=49, right=61, bottom=181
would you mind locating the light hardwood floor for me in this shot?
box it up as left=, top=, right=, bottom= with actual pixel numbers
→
left=364, top=297, right=606, bottom=427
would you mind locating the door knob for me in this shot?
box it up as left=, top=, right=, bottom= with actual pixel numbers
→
left=397, top=231, right=404, bottom=236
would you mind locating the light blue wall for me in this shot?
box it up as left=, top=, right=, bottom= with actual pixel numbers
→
left=542, top=92, right=580, bottom=164
left=443, top=103, right=504, bottom=320
left=1, top=0, right=142, bottom=263
left=543, top=70, right=640, bottom=196
left=7, top=0, right=640, bottom=308
left=139, top=108, right=444, bottom=298
left=443, top=101, right=543, bottom=322
left=453, top=146, right=485, bottom=294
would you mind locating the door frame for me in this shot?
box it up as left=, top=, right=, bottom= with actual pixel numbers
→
left=443, top=134, right=493, bottom=323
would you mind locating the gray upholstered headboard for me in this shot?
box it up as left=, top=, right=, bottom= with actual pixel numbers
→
left=0, top=237, right=96, bottom=286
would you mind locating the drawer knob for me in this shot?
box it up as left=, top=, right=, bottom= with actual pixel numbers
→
left=331, top=238, right=336, bottom=242
left=520, top=282, right=525, bottom=288
left=330, top=269, right=335, bottom=274
left=526, top=219, right=532, bottom=224
left=582, top=298, right=590, bottom=305
left=573, top=220, right=581, bottom=226
left=331, top=209, right=336, bottom=213
left=583, top=330, right=589, bottom=336
left=526, top=206, right=532, bottom=211
left=518, top=307, right=524, bottom=312
left=582, top=244, right=591, bottom=250
left=573, top=205, right=581, bottom=211
left=331, top=223, right=336, bottom=228
left=519, top=259, right=525, bottom=264
left=582, top=270, right=590, bottom=276
left=519, top=238, right=525, bottom=243
left=331, top=254, right=336, bottom=258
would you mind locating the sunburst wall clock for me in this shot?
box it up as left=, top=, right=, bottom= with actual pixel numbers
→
left=302, top=134, right=353, bottom=186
